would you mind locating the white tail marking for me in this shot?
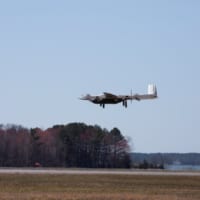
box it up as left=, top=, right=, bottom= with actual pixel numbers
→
left=148, top=84, right=157, bottom=96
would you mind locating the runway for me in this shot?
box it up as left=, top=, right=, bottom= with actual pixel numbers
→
left=0, top=168, right=200, bottom=176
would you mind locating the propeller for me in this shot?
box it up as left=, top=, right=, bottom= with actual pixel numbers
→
left=131, top=89, right=133, bottom=103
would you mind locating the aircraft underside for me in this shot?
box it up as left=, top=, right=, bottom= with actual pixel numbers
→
left=93, top=99, right=128, bottom=108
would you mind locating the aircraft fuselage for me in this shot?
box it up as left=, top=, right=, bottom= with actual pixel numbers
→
left=92, top=98, right=122, bottom=104
left=80, top=84, right=157, bottom=108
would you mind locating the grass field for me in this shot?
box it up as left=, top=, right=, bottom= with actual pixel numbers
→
left=0, top=173, right=200, bottom=200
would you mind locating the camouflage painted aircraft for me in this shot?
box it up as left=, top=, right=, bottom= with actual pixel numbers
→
left=80, top=84, right=157, bottom=108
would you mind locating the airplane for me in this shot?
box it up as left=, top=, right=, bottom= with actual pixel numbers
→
left=80, top=84, right=157, bottom=108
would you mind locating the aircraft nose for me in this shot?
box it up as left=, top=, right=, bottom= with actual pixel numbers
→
left=79, top=96, right=87, bottom=100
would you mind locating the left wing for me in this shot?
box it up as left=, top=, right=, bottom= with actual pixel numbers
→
left=103, top=92, right=118, bottom=98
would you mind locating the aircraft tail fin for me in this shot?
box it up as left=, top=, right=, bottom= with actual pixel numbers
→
left=148, top=84, right=157, bottom=97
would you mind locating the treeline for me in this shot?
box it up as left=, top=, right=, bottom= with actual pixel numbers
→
left=133, top=159, right=164, bottom=169
left=0, top=123, right=131, bottom=168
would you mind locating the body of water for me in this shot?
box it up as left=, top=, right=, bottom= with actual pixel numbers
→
left=165, top=164, right=200, bottom=171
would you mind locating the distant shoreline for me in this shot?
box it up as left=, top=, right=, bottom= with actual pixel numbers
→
left=131, top=153, right=200, bottom=166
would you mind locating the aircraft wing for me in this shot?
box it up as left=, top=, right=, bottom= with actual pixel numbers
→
left=103, top=92, right=118, bottom=98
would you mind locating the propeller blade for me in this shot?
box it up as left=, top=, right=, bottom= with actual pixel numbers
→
left=131, top=89, right=133, bottom=103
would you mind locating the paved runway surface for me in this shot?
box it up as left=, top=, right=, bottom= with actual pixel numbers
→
left=0, top=168, right=200, bottom=176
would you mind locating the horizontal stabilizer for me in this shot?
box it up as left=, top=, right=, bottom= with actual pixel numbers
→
left=130, top=84, right=157, bottom=101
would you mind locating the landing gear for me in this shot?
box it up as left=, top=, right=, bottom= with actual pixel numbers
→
left=100, top=104, right=105, bottom=108
left=122, top=100, right=127, bottom=108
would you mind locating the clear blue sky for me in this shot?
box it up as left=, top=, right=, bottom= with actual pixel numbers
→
left=0, top=1, right=200, bottom=153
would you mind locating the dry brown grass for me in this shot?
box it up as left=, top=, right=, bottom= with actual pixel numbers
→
left=0, top=173, right=200, bottom=200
